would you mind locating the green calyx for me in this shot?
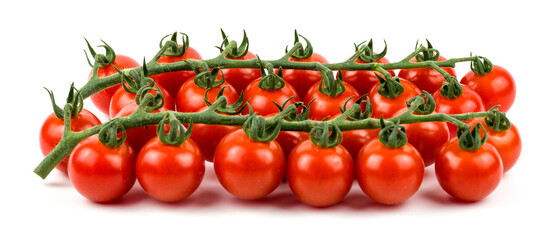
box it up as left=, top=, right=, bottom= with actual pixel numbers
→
left=340, top=94, right=372, bottom=120
left=217, top=29, right=250, bottom=59
left=309, top=122, right=343, bottom=148
left=470, top=55, right=493, bottom=76
left=272, top=97, right=312, bottom=121
left=204, top=86, right=248, bottom=115
left=285, top=30, right=313, bottom=59
left=157, top=113, right=192, bottom=146
left=355, top=38, right=388, bottom=63
left=375, top=73, right=404, bottom=99
left=406, top=91, right=436, bottom=115
left=242, top=114, right=282, bottom=142
left=457, top=123, right=488, bottom=151
left=318, top=70, right=346, bottom=97
left=484, top=106, right=512, bottom=131
left=98, top=119, right=126, bottom=148
left=83, top=38, right=116, bottom=68
left=439, top=76, right=463, bottom=99
left=114, top=59, right=165, bottom=110
left=159, top=32, right=189, bottom=57
left=378, top=118, right=407, bottom=148
left=45, top=83, right=84, bottom=119
left=415, top=39, right=440, bottom=62
left=184, top=59, right=225, bottom=90
left=257, top=55, right=285, bottom=91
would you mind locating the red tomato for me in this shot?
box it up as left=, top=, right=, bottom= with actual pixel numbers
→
left=435, top=138, right=503, bottom=201
left=341, top=129, right=380, bottom=160
left=176, top=76, right=239, bottom=113
left=275, top=130, right=309, bottom=158
left=304, top=81, right=360, bottom=120
left=113, top=103, right=169, bottom=152
left=221, top=51, right=261, bottom=92
left=368, top=78, right=422, bottom=118
left=281, top=53, right=328, bottom=99
left=189, top=119, right=239, bottom=162
left=339, top=56, right=396, bottom=96
left=242, top=78, right=300, bottom=116
left=394, top=108, right=450, bottom=167
left=398, top=56, right=457, bottom=93
left=88, top=55, right=140, bottom=115
left=39, top=109, right=101, bottom=174
left=356, top=138, right=424, bottom=205
left=136, top=137, right=205, bottom=202
left=150, top=47, right=202, bottom=97
left=461, top=65, right=516, bottom=112
left=287, top=140, right=353, bottom=207
left=433, top=85, right=485, bottom=138
left=470, top=119, right=522, bottom=173
left=109, top=85, right=175, bottom=118
left=68, top=135, right=136, bottom=202
left=214, top=129, right=285, bottom=200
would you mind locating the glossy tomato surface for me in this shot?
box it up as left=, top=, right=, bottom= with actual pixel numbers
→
left=113, top=103, right=169, bottom=152
left=242, top=78, right=300, bottom=116
left=341, top=129, right=380, bottom=160
left=150, top=47, right=203, bottom=97
left=109, top=85, right=175, bottom=118
left=368, top=78, right=422, bottom=118
left=339, top=56, right=395, bottom=95
left=68, top=135, right=136, bottom=202
left=470, top=119, right=522, bottom=173
left=398, top=56, right=457, bottom=93
left=433, top=85, right=485, bottom=138
left=176, top=76, right=239, bottom=113
left=304, top=81, right=360, bottom=120
left=39, top=109, right=101, bottom=174
left=461, top=65, right=516, bottom=112
left=221, top=51, right=261, bottom=92
left=281, top=53, right=328, bottom=99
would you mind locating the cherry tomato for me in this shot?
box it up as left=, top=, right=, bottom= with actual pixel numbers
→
left=189, top=118, right=239, bottom=162
left=304, top=81, right=360, bottom=121
left=341, top=129, right=380, bottom=160
left=398, top=56, right=457, bottom=93
left=113, top=103, right=169, bottom=152
left=368, top=78, right=422, bottom=118
left=221, top=51, right=261, bottom=92
left=281, top=53, right=328, bottom=99
left=287, top=140, right=353, bottom=207
left=394, top=108, right=450, bottom=167
left=461, top=65, right=516, bottom=112
left=109, top=85, right=175, bottom=118
left=214, top=129, right=285, bottom=200
left=176, top=76, right=239, bottom=113
left=356, top=138, right=424, bottom=205
left=469, top=119, right=522, bottom=173
left=339, top=56, right=396, bottom=96
left=435, top=138, right=503, bottom=201
left=68, top=135, right=136, bottom=202
left=88, top=55, right=140, bottom=115
left=150, top=47, right=202, bottom=97
left=39, top=109, right=101, bottom=174
left=242, top=78, right=300, bottom=116
left=433, top=85, right=485, bottom=138
left=136, top=136, right=205, bottom=202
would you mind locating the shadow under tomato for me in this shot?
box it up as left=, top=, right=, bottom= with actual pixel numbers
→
left=95, top=183, right=150, bottom=207
left=420, top=187, right=477, bottom=206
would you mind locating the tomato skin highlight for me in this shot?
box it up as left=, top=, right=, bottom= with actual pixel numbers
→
left=281, top=53, right=329, bottom=99
left=68, top=135, right=136, bottom=203
left=89, top=55, right=140, bottom=115
left=39, top=109, right=101, bottom=174
left=109, top=85, right=175, bottom=118
left=175, top=76, right=239, bottom=113
left=339, top=56, right=395, bottom=96
left=470, top=119, right=522, bottom=173
left=136, top=137, right=205, bottom=202
left=435, top=138, right=503, bottom=202
left=213, top=129, right=285, bottom=200
left=461, top=65, right=516, bottom=112
left=150, top=47, right=203, bottom=97
left=242, top=78, right=300, bottom=116
left=221, top=51, right=261, bottom=92
left=368, top=78, right=422, bottom=119
left=398, top=56, right=457, bottom=93
left=304, top=81, right=360, bottom=121
left=356, top=139, right=424, bottom=205
left=433, top=84, right=485, bottom=138
left=287, top=140, right=354, bottom=207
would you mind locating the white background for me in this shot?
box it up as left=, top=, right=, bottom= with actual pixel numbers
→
left=1, top=0, right=557, bottom=239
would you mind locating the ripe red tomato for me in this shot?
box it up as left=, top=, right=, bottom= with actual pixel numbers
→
left=356, top=138, right=424, bottom=205
left=469, top=119, right=522, bottom=173
left=287, top=140, right=353, bottom=207
left=68, top=135, right=136, bottom=202
left=461, top=65, right=516, bottom=112
left=113, top=103, right=169, bottom=152
left=150, top=47, right=202, bottom=97
left=433, top=85, right=485, bottom=138
left=398, top=56, right=457, bottom=93
left=109, top=85, right=175, bottom=118
left=136, top=137, right=205, bottom=202
left=394, top=108, right=450, bottom=167
left=88, top=55, right=140, bottom=115
left=281, top=53, right=328, bottom=99
left=214, top=129, right=285, bottom=200
left=341, top=129, right=380, bottom=160
left=176, top=76, right=239, bottom=113
left=221, top=51, right=261, bottom=92
left=368, top=78, right=422, bottom=118
left=39, top=109, right=101, bottom=174
left=189, top=118, right=239, bottom=162
left=275, top=130, right=309, bottom=158
left=304, top=81, right=360, bottom=120
left=339, top=56, right=396, bottom=96
left=435, top=138, right=503, bottom=201
left=242, top=78, right=300, bottom=116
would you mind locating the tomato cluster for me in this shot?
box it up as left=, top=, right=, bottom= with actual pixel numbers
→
left=38, top=34, right=522, bottom=207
